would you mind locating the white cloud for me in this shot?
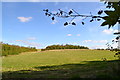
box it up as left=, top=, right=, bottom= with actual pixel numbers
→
left=27, top=37, right=36, bottom=40
left=102, top=29, right=113, bottom=35
left=77, top=34, right=81, bottom=36
left=90, top=45, right=107, bottom=49
left=83, top=40, right=108, bottom=43
left=67, top=34, right=72, bottom=36
left=51, top=20, right=58, bottom=24
left=113, top=29, right=119, bottom=33
left=71, top=42, right=78, bottom=45
left=17, top=17, right=32, bottom=22
left=102, top=29, right=118, bottom=35
left=94, top=40, right=108, bottom=43
left=16, top=40, right=41, bottom=47
left=83, top=40, right=92, bottom=43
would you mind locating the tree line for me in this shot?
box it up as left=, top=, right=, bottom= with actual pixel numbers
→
left=41, top=44, right=89, bottom=51
left=1, top=42, right=37, bottom=56
left=95, top=48, right=120, bottom=51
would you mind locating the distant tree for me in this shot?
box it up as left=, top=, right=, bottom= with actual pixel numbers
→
left=41, top=44, right=89, bottom=51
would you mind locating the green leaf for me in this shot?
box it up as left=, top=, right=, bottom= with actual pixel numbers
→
left=101, top=21, right=108, bottom=26
left=104, top=11, right=114, bottom=16
left=102, top=16, right=109, bottom=20
left=82, top=22, right=85, bottom=25
left=112, top=2, right=119, bottom=10
left=108, top=25, right=112, bottom=29
left=72, top=22, right=76, bottom=25
left=64, top=22, right=68, bottom=26
left=101, top=14, right=118, bottom=28
left=52, top=17, right=55, bottom=20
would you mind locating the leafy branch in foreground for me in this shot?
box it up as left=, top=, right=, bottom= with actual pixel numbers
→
left=43, top=1, right=120, bottom=28
left=106, top=35, right=120, bottom=59
left=43, top=9, right=102, bottom=26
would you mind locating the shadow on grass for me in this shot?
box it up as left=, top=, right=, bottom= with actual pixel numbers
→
left=2, top=60, right=120, bottom=80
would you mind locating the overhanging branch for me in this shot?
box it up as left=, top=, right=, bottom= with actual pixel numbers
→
left=43, top=9, right=103, bottom=26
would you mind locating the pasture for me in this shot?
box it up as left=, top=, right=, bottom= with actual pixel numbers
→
left=2, top=49, right=120, bottom=79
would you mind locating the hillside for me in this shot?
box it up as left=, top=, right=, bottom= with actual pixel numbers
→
left=1, top=42, right=37, bottom=56
left=2, top=49, right=120, bottom=79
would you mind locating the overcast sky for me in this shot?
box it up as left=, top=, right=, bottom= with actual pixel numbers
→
left=2, top=2, right=118, bottom=49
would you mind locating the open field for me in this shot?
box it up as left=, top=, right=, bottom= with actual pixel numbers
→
left=2, top=49, right=120, bottom=79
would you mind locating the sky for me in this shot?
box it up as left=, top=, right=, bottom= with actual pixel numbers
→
left=2, top=1, right=119, bottom=49
left=2, top=0, right=120, bottom=2
left=2, top=0, right=100, bottom=2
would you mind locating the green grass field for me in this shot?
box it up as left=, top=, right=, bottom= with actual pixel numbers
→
left=2, top=49, right=120, bottom=79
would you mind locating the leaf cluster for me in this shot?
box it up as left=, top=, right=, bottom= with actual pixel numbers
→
left=43, top=9, right=102, bottom=26
left=101, top=1, right=120, bottom=28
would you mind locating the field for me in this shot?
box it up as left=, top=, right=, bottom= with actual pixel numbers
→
left=2, top=49, right=120, bottom=79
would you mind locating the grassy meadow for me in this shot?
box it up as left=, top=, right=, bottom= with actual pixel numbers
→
left=2, top=49, right=120, bottom=79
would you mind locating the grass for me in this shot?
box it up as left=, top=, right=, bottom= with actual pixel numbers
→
left=2, top=49, right=120, bottom=79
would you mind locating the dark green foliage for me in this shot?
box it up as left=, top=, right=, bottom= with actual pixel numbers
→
left=101, top=2, right=120, bottom=28
left=81, top=22, right=85, bottom=25
left=64, top=22, right=68, bottom=26
left=41, top=44, right=89, bottom=51
left=69, top=10, right=73, bottom=15
left=96, top=49, right=105, bottom=50
left=41, top=49, right=46, bottom=51
left=51, top=17, right=55, bottom=20
left=72, top=22, right=76, bottom=25
left=1, top=42, right=37, bottom=56
left=98, top=10, right=103, bottom=15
